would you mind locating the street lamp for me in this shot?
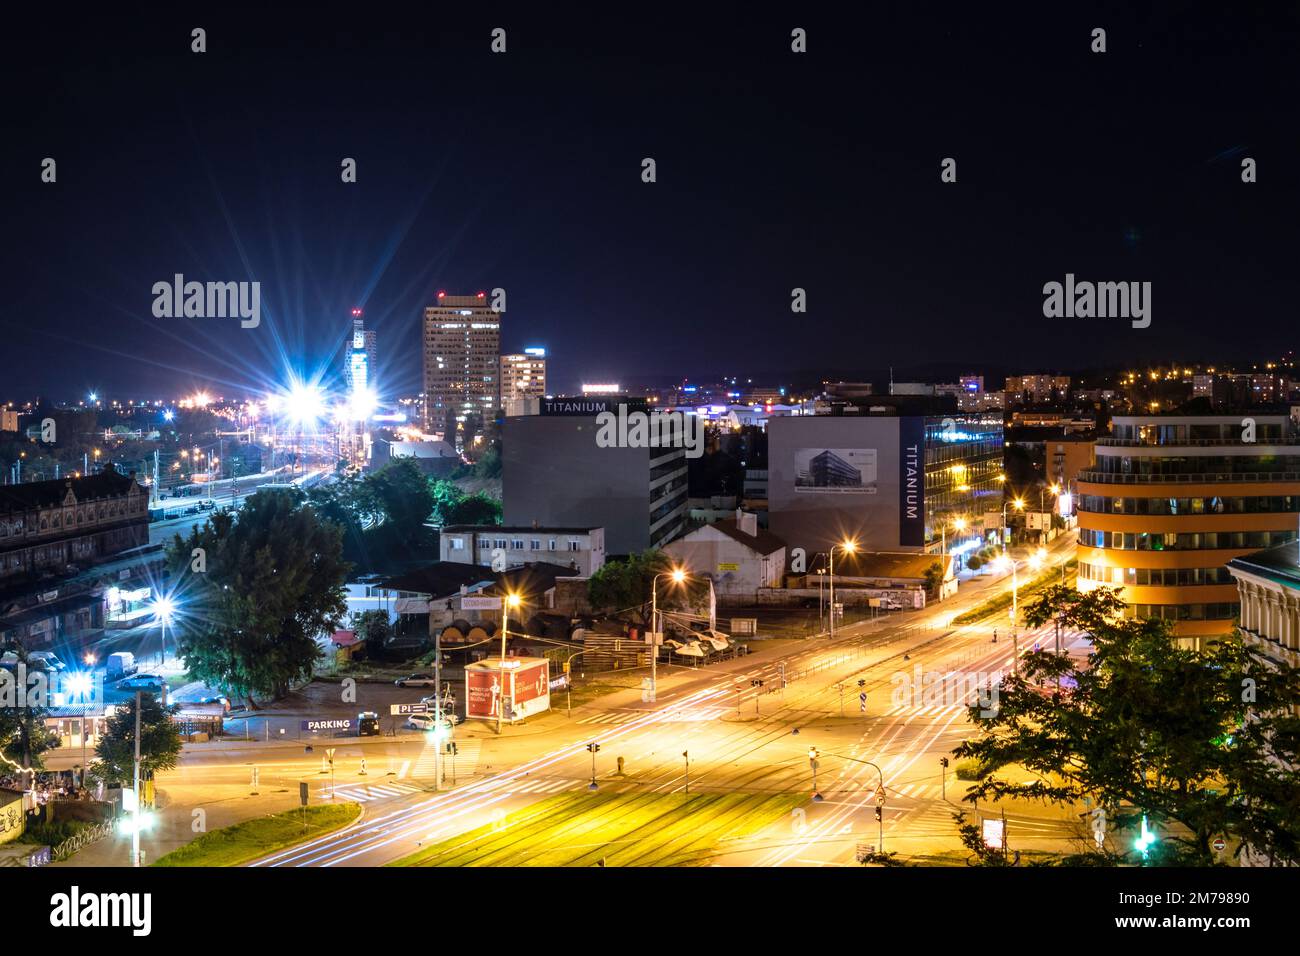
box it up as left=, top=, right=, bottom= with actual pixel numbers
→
left=149, top=595, right=175, bottom=672
left=991, top=551, right=1043, bottom=672
left=1002, top=496, right=1025, bottom=553
left=497, top=592, right=522, bottom=735
left=809, top=747, right=822, bottom=801
left=828, top=538, right=857, bottom=640
left=649, top=566, right=688, bottom=705
left=819, top=752, right=886, bottom=852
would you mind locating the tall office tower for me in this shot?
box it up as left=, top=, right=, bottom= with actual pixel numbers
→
left=343, top=309, right=377, bottom=396
left=1076, top=414, right=1300, bottom=649
left=501, top=347, right=548, bottom=416
left=422, top=292, right=501, bottom=442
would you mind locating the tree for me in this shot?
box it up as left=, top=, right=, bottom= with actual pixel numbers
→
left=168, top=489, right=350, bottom=708
left=953, top=585, right=1300, bottom=865
left=90, top=693, right=183, bottom=786
left=922, top=561, right=943, bottom=596
left=351, top=609, right=393, bottom=657
left=447, top=491, right=502, bottom=526
left=587, top=551, right=707, bottom=629
left=367, top=457, right=435, bottom=537
left=0, top=648, right=60, bottom=773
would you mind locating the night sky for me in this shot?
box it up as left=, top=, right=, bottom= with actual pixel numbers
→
left=3, top=4, right=1297, bottom=402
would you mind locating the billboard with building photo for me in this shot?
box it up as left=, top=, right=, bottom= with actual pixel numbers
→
left=793, top=448, right=878, bottom=493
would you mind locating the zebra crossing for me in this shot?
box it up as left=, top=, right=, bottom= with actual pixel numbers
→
left=575, top=706, right=727, bottom=725
left=327, top=782, right=421, bottom=803
left=413, top=738, right=481, bottom=779
left=495, top=777, right=587, bottom=796
left=879, top=703, right=976, bottom=719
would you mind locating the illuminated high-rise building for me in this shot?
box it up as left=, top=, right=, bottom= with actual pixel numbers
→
left=422, top=291, right=501, bottom=441
left=501, top=347, right=547, bottom=416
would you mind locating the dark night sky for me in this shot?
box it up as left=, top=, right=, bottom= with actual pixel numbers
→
left=2, top=3, right=1297, bottom=403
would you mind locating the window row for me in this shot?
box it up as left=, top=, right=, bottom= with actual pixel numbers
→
left=1078, top=529, right=1297, bottom=551
left=1079, top=495, right=1299, bottom=516
left=1078, top=562, right=1235, bottom=587
left=1121, top=603, right=1239, bottom=622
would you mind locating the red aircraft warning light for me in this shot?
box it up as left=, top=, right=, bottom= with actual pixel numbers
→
left=437, top=290, right=446, bottom=298
left=476, top=291, right=486, bottom=298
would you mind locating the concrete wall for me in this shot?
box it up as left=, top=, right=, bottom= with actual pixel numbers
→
left=503, top=416, right=651, bottom=554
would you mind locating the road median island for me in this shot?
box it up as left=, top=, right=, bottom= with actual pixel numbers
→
left=152, top=802, right=362, bottom=867
left=951, top=559, right=1077, bottom=626
left=388, top=791, right=803, bottom=867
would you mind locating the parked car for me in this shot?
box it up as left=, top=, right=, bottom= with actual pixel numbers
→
left=197, top=694, right=232, bottom=714
left=0, top=652, right=18, bottom=671
left=118, top=673, right=166, bottom=690
left=394, top=673, right=437, bottom=688
left=357, top=711, right=382, bottom=736
left=407, top=713, right=459, bottom=732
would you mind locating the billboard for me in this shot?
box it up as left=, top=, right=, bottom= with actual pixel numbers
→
left=793, top=448, right=878, bottom=493
left=466, top=668, right=503, bottom=720
left=898, top=417, right=926, bottom=547
left=466, top=659, right=551, bottom=722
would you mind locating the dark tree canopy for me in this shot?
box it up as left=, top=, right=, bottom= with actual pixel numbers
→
left=169, top=488, right=350, bottom=708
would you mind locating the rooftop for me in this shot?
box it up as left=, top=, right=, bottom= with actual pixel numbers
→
left=0, top=467, right=140, bottom=514
left=1227, top=541, right=1300, bottom=590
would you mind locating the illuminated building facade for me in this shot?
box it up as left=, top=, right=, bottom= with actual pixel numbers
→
left=422, top=292, right=501, bottom=443
left=1076, top=415, right=1300, bottom=646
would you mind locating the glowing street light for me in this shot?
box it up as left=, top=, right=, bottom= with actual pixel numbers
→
left=828, top=538, right=857, bottom=640
left=497, top=592, right=523, bottom=735
left=650, top=565, right=692, bottom=703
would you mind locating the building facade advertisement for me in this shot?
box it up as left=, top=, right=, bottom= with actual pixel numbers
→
left=793, top=448, right=878, bottom=493
left=899, top=418, right=925, bottom=546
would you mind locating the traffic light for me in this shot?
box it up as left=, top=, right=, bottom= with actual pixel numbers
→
left=1134, top=815, right=1157, bottom=859
left=940, top=757, right=949, bottom=768
left=857, top=679, right=866, bottom=688
left=587, top=742, right=601, bottom=754
left=874, top=806, right=882, bottom=822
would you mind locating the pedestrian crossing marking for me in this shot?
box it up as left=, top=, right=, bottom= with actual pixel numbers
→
left=328, top=782, right=420, bottom=803
left=575, top=707, right=726, bottom=725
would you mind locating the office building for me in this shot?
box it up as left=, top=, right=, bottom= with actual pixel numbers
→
left=502, top=397, right=689, bottom=554
left=767, top=403, right=1003, bottom=556
left=501, top=348, right=548, bottom=417
left=422, top=291, right=501, bottom=442
left=1076, top=415, right=1300, bottom=646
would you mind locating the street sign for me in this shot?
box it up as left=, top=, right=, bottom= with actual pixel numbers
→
left=1212, top=837, right=1226, bottom=853
left=875, top=786, right=886, bottom=806
left=299, top=782, right=309, bottom=806
left=390, top=702, right=430, bottom=716
left=462, top=595, right=503, bottom=610
left=859, top=692, right=867, bottom=702
left=301, top=718, right=355, bottom=733
left=982, top=818, right=1005, bottom=850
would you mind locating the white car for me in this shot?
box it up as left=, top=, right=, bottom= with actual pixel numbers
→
left=407, top=713, right=459, bottom=732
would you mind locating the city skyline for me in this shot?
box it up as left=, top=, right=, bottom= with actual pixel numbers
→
left=4, top=7, right=1298, bottom=399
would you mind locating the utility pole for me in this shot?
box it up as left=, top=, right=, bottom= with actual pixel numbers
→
left=433, top=624, right=443, bottom=791
left=683, top=751, right=690, bottom=793
left=132, top=690, right=142, bottom=868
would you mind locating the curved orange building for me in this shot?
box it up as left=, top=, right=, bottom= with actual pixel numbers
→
left=1075, top=414, right=1300, bottom=648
